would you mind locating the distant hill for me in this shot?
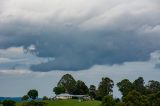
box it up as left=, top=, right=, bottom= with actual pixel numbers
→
left=0, top=97, right=22, bottom=102
left=0, top=97, right=42, bottom=102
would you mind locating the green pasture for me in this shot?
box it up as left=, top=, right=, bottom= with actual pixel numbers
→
left=0, top=99, right=101, bottom=106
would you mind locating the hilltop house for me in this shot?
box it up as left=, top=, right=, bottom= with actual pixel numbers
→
left=55, top=93, right=72, bottom=100
left=54, top=93, right=90, bottom=100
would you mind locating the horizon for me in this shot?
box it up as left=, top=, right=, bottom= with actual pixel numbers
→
left=0, top=0, right=160, bottom=98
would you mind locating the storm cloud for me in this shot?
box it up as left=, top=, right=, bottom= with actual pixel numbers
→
left=0, top=0, right=160, bottom=71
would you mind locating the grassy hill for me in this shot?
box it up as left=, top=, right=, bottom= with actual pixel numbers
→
left=1, top=99, right=101, bottom=106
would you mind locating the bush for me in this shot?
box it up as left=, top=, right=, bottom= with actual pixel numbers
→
left=101, top=95, right=116, bottom=106
left=42, top=96, right=48, bottom=100
left=22, top=100, right=47, bottom=106
left=2, top=100, right=16, bottom=106
left=21, top=95, right=29, bottom=101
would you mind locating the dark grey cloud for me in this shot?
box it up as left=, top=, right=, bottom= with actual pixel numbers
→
left=0, top=0, right=160, bottom=71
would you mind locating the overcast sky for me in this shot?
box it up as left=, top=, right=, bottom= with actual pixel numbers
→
left=0, top=0, right=160, bottom=97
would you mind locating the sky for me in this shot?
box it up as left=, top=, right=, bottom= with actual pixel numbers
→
left=0, top=0, right=160, bottom=98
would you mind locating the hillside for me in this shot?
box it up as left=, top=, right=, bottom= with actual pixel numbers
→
left=4, top=100, right=101, bottom=106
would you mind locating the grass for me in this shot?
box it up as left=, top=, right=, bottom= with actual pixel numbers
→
left=1, top=99, right=101, bottom=106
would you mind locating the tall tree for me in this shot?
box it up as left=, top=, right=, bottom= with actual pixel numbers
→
left=98, top=77, right=114, bottom=98
left=27, top=89, right=38, bottom=100
left=89, top=85, right=96, bottom=99
left=123, top=90, right=149, bottom=106
left=117, top=79, right=133, bottom=97
left=146, top=80, right=160, bottom=93
left=133, top=77, right=146, bottom=94
left=74, top=80, right=89, bottom=95
left=57, top=74, right=76, bottom=94
left=89, top=85, right=96, bottom=92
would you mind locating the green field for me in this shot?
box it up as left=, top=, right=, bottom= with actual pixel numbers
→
left=1, top=100, right=101, bottom=106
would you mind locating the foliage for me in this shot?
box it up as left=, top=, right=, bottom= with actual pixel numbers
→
left=89, top=92, right=96, bottom=100
left=98, top=77, right=114, bottom=99
left=146, top=80, right=160, bottom=94
left=43, top=96, right=49, bottom=100
left=89, top=85, right=96, bottom=99
left=117, top=78, right=160, bottom=106
left=133, top=77, right=146, bottom=94
left=22, top=100, right=47, bottom=106
left=73, top=80, right=89, bottom=95
left=53, top=86, right=65, bottom=95
left=117, top=79, right=133, bottom=97
left=101, top=96, right=125, bottom=106
left=101, top=95, right=116, bottom=106
left=27, top=89, right=38, bottom=100
left=57, top=74, right=76, bottom=94
left=123, top=90, right=149, bottom=106
left=21, top=95, right=29, bottom=101
left=94, top=90, right=102, bottom=100
left=89, top=85, right=96, bottom=92
left=115, top=102, right=126, bottom=106
left=2, top=100, right=16, bottom=106
left=148, top=91, right=160, bottom=106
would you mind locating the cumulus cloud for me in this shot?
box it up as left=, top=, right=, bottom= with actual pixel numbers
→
left=0, top=47, right=49, bottom=70
left=0, top=69, right=32, bottom=76
left=0, top=0, right=160, bottom=71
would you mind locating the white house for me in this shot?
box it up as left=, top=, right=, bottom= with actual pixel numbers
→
left=54, top=93, right=90, bottom=100
left=55, top=93, right=73, bottom=100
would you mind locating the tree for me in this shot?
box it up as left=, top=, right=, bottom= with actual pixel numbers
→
left=115, top=102, right=126, bottom=106
left=117, top=79, right=133, bottom=97
left=73, top=80, right=89, bottom=95
left=98, top=77, right=114, bottom=99
left=101, top=95, right=116, bottom=106
left=101, top=96, right=123, bottom=106
left=2, top=100, right=16, bottom=106
left=22, top=95, right=29, bottom=101
left=42, top=96, right=48, bottom=100
left=53, top=86, right=65, bottom=95
left=89, top=85, right=96, bottom=92
left=133, top=77, right=146, bottom=94
left=146, top=80, right=160, bottom=93
left=22, top=100, right=47, bottom=106
left=27, top=89, right=38, bottom=100
left=148, top=91, right=160, bottom=106
left=89, top=85, right=96, bottom=99
left=123, top=90, right=149, bottom=106
left=57, top=74, right=76, bottom=94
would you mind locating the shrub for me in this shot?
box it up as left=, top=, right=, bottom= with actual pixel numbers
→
left=2, top=100, right=16, bottom=106
left=21, top=95, right=29, bottom=101
left=42, top=96, right=48, bottom=100
left=22, top=100, right=47, bottom=106
left=101, top=95, right=116, bottom=106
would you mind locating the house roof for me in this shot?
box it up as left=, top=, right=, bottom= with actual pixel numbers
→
left=56, top=93, right=72, bottom=97
left=56, top=93, right=89, bottom=97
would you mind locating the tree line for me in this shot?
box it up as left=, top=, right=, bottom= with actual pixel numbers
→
left=53, top=74, right=160, bottom=106
left=1, top=73, right=160, bottom=106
